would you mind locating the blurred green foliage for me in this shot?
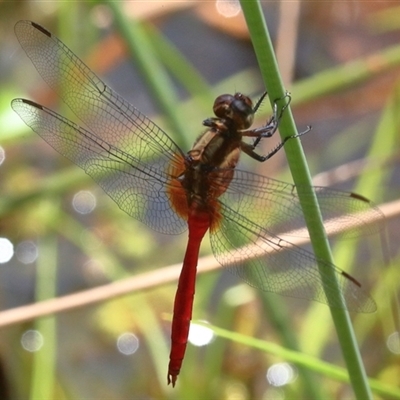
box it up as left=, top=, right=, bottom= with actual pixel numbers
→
left=0, top=1, right=399, bottom=399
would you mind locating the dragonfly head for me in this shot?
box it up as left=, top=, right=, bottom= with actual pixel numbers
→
left=213, top=93, right=254, bottom=130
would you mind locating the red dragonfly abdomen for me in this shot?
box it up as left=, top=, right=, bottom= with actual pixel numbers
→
left=167, top=208, right=211, bottom=387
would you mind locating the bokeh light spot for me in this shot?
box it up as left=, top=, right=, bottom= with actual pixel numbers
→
left=0, top=146, right=5, bottom=166
left=266, top=363, right=297, bottom=387
left=0, top=238, right=14, bottom=263
left=387, top=331, right=400, bottom=354
left=72, top=190, right=96, bottom=214
left=21, top=330, right=44, bottom=352
left=16, top=241, right=38, bottom=264
left=117, top=332, right=140, bottom=355
left=216, top=0, right=241, bottom=18
left=188, top=321, right=214, bottom=347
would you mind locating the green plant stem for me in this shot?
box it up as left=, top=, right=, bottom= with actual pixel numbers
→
left=239, top=1, right=373, bottom=399
left=30, top=227, right=58, bottom=400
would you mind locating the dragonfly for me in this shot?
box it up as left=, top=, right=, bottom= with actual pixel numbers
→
left=12, top=20, right=382, bottom=386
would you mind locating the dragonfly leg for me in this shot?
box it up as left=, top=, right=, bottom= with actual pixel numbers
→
left=242, top=92, right=291, bottom=146
left=240, top=92, right=312, bottom=162
left=241, top=125, right=311, bottom=162
left=252, top=90, right=269, bottom=113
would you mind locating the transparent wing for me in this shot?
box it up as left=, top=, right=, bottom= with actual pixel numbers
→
left=14, top=21, right=183, bottom=164
left=218, top=169, right=383, bottom=238
left=13, top=20, right=189, bottom=234
left=12, top=99, right=187, bottom=234
left=211, top=202, right=376, bottom=312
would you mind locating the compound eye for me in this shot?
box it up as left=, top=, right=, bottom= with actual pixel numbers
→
left=234, top=93, right=253, bottom=109
left=213, top=94, right=234, bottom=118
left=231, top=93, right=254, bottom=129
